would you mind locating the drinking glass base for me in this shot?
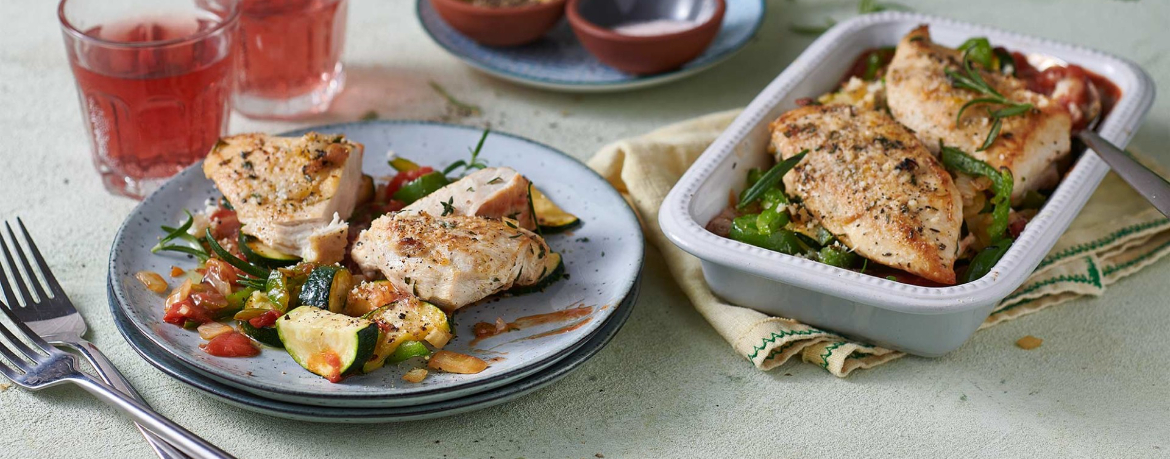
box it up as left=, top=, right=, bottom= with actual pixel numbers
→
left=233, top=65, right=346, bottom=120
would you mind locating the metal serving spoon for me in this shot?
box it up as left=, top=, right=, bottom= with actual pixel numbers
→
left=1025, top=53, right=1170, bottom=217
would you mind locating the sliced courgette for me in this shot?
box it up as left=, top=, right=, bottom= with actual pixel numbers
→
left=531, top=187, right=579, bottom=233
left=360, top=298, right=450, bottom=373
left=239, top=233, right=301, bottom=268
left=276, top=307, right=378, bottom=382
left=238, top=320, right=283, bottom=348
left=509, top=252, right=565, bottom=295
left=298, top=265, right=354, bottom=314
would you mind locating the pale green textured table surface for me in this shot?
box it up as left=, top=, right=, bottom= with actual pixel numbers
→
left=2, top=0, right=1169, bottom=457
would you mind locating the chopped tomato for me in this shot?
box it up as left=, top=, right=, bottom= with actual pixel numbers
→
left=385, top=167, right=434, bottom=199
left=202, top=331, right=260, bottom=357
left=209, top=208, right=240, bottom=241
left=248, top=310, right=281, bottom=329
left=163, top=298, right=213, bottom=326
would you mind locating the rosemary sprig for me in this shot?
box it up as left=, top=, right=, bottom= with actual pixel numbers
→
left=429, top=81, right=481, bottom=117
left=945, top=48, right=1034, bottom=151
left=737, top=151, right=807, bottom=210
left=151, top=211, right=209, bottom=262
left=442, top=129, right=491, bottom=177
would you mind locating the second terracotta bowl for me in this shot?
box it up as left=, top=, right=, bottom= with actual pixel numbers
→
left=566, top=0, right=725, bottom=75
left=429, top=0, right=568, bottom=47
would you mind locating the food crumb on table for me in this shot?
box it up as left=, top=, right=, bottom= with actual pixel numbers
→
left=1016, top=335, right=1043, bottom=350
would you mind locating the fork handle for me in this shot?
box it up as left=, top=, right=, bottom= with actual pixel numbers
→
left=72, top=374, right=235, bottom=459
left=64, top=340, right=189, bottom=459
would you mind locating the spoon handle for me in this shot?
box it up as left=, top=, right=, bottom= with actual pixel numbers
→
left=1077, top=130, right=1170, bottom=218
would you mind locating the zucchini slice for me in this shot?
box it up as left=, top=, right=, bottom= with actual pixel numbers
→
left=509, top=252, right=565, bottom=295
left=276, top=307, right=378, bottom=382
left=360, top=298, right=450, bottom=373
left=237, top=320, right=283, bottom=348
left=298, top=265, right=354, bottom=314
left=238, top=234, right=301, bottom=268
left=531, top=188, right=580, bottom=233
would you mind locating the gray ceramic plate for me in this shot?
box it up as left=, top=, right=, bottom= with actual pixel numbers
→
left=108, top=121, right=643, bottom=407
left=107, top=273, right=639, bottom=422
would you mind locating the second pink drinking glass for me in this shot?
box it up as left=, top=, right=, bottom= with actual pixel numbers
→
left=233, top=0, right=349, bottom=119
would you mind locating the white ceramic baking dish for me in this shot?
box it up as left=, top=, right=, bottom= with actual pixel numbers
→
left=658, top=12, right=1155, bottom=356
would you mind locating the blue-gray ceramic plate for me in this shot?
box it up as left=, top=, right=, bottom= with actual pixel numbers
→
left=416, top=0, right=765, bottom=92
left=108, top=121, right=643, bottom=407
left=107, top=273, right=638, bottom=422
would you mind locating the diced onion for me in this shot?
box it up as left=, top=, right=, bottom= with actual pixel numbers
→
left=424, top=329, right=453, bottom=350
left=402, top=368, right=428, bottom=383
left=135, top=271, right=168, bottom=294
left=427, top=351, right=487, bottom=374
left=165, top=279, right=194, bottom=308
left=197, top=322, right=233, bottom=340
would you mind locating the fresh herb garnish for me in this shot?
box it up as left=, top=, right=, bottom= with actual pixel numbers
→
left=151, top=211, right=209, bottom=261
left=429, top=81, right=481, bottom=117
left=440, top=197, right=455, bottom=216
left=443, top=129, right=491, bottom=177
left=737, top=151, right=808, bottom=210
left=486, top=177, right=502, bottom=185
left=945, top=46, right=1034, bottom=151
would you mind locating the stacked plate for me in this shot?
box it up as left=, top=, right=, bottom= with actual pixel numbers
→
left=107, top=121, right=644, bottom=422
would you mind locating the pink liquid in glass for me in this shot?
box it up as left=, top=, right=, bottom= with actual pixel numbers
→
left=64, top=13, right=236, bottom=198
left=234, top=0, right=348, bottom=119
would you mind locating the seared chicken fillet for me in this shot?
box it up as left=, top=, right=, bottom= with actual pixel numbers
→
left=770, top=104, right=963, bottom=284
left=203, top=132, right=364, bottom=264
left=403, top=167, right=537, bottom=230
left=351, top=212, right=559, bottom=311
left=885, top=26, right=1072, bottom=201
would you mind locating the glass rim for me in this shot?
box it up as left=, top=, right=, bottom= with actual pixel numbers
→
left=57, top=0, right=240, bottom=49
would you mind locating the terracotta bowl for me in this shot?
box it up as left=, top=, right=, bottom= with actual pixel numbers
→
left=429, top=0, right=568, bottom=47
left=566, top=0, right=725, bottom=75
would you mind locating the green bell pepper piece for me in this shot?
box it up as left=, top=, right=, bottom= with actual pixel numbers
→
left=392, top=171, right=451, bottom=205
left=388, top=340, right=431, bottom=364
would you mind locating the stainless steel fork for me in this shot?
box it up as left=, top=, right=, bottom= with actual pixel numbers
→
left=0, top=219, right=186, bottom=459
left=0, top=219, right=233, bottom=459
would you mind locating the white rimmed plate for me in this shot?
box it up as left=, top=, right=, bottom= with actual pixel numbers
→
left=109, top=120, right=643, bottom=407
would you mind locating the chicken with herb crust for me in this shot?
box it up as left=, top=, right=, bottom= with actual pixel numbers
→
left=885, top=25, right=1072, bottom=201
left=350, top=212, right=562, bottom=311
left=770, top=104, right=963, bottom=284
left=203, top=132, right=364, bottom=264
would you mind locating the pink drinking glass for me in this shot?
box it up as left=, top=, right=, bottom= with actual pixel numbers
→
left=232, top=0, right=349, bottom=120
left=59, top=0, right=239, bottom=199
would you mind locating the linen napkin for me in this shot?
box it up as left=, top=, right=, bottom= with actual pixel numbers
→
left=587, top=109, right=1170, bottom=377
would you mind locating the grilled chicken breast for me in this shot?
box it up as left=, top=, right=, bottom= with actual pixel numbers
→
left=351, top=212, right=559, bottom=310
left=403, top=167, right=536, bottom=230
left=885, top=26, right=1072, bottom=201
left=203, top=133, right=364, bottom=264
left=770, top=104, right=963, bottom=284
